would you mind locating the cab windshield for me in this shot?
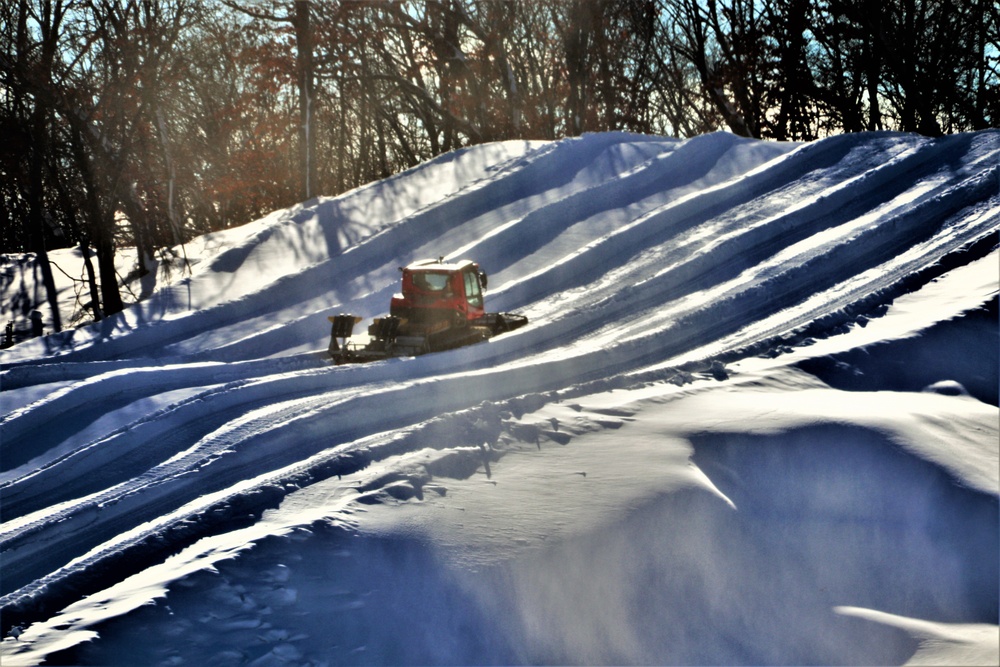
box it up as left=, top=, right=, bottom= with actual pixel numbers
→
left=412, top=271, right=450, bottom=291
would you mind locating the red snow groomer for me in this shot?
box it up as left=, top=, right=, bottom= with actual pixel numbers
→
left=328, top=258, right=528, bottom=363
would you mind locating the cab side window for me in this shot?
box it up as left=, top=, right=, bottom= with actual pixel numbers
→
left=464, top=270, right=483, bottom=308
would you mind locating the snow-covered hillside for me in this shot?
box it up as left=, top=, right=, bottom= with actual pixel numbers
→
left=1, top=131, right=997, bottom=666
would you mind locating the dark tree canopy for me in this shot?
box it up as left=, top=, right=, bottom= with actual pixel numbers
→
left=2, top=0, right=996, bottom=326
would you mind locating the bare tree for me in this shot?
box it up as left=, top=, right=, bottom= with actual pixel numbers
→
left=661, top=0, right=762, bottom=137
left=2, top=0, right=74, bottom=331
left=221, top=0, right=316, bottom=201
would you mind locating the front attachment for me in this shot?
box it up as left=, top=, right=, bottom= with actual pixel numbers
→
left=328, top=314, right=362, bottom=358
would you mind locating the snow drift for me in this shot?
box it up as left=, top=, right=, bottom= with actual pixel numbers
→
left=1, top=130, right=997, bottom=665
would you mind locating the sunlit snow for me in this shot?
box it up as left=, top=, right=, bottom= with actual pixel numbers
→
left=1, top=130, right=997, bottom=666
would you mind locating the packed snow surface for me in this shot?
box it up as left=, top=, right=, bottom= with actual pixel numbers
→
left=1, top=131, right=998, bottom=665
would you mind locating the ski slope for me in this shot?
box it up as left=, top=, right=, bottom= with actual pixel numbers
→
left=1, top=130, right=998, bottom=665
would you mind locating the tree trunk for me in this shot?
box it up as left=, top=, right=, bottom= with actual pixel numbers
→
left=863, top=0, right=883, bottom=131
left=70, top=125, right=124, bottom=318
left=95, top=220, right=124, bottom=317
left=28, top=104, right=62, bottom=333
left=295, top=0, right=316, bottom=200
left=48, top=158, right=103, bottom=322
left=81, top=239, right=103, bottom=321
left=562, top=0, right=592, bottom=136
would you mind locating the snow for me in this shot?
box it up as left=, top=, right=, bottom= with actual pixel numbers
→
left=1, top=130, right=998, bottom=665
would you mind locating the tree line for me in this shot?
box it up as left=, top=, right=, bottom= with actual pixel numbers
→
left=2, top=0, right=997, bottom=329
